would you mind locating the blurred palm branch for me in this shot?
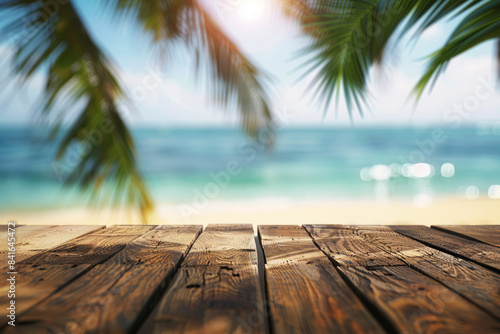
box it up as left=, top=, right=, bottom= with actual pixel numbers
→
left=278, top=0, right=500, bottom=118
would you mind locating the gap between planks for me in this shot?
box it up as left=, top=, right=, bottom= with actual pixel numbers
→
left=154, top=224, right=267, bottom=334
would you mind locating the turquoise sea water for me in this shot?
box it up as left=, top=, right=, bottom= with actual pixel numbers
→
left=1, top=126, right=499, bottom=210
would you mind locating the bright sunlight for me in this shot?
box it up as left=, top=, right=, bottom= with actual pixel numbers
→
left=236, top=0, right=267, bottom=22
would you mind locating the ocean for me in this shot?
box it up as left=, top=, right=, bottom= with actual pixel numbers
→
left=1, top=125, right=499, bottom=211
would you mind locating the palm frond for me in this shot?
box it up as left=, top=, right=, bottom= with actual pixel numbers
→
left=285, top=0, right=499, bottom=116
left=415, top=0, right=500, bottom=96
left=107, top=0, right=274, bottom=139
left=0, top=0, right=153, bottom=222
left=277, top=0, right=322, bottom=23
left=497, top=38, right=500, bottom=78
left=182, top=0, right=274, bottom=138
left=290, top=0, right=414, bottom=117
left=104, top=0, right=185, bottom=42
left=405, top=0, right=479, bottom=33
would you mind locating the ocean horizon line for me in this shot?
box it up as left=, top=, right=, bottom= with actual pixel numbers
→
left=0, top=122, right=496, bottom=131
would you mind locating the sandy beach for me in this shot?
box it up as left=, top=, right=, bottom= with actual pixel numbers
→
left=2, top=197, right=498, bottom=227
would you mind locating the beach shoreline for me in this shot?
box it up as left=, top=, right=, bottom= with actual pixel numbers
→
left=1, top=196, right=498, bottom=227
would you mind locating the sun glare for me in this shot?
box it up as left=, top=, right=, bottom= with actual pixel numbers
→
left=236, top=0, right=267, bottom=22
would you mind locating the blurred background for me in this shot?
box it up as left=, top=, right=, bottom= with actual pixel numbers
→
left=1, top=0, right=499, bottom=225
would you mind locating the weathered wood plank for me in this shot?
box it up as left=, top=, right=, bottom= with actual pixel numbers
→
left=5, top=225, right=202, bottom=334
left=0, top=264, right=90, bottom=327
left=8, top=225, right=105, bottom=262
left=336, top=225, right=500, bottom=318
left=259, top=225, right=384, bottom=334
left=20, top=225, right=154, bottom=266
left=181, top=224, right=258, bottom=267
left=0, top=225, right=106, bottom=317
left=0, top=224, right=51, bottom=234
left=259, top=225, right=326, bottom=265
left=155, top=224, right=265, bottom=334
left=0, top=225, right=54, bottom=260
left=0, top=224, right=26, bottom=236
left=0, top=225, right=56, bottom=253
left=105, top=225, right=201, bottom=265
left=304, top=225, right=406, bottom=267
left=1, top=226, right=152, bottom=329
left=432, top=225, right=500, bottom=248
left=392, top=225, right=500, bottom=272
left=0, top=224, right=14, bottom=232
left=338, top=266, right=500, bottom=333
left=155, top=265, right=263, bottom=334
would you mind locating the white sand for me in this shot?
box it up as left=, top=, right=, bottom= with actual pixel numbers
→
left=1, top=197, right=499, bottom=227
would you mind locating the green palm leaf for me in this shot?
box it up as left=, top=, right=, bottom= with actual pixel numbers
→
left=415, top=0, right=500, bottom=96
left=107, top=0, right=274, bottom=138
left=283, top=0, right=499, bottom=116
left=283, top=0, right=415, bottom=118
left=1, top=0, right=153, bottom=222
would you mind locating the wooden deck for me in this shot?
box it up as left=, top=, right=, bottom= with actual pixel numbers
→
left=1, top=224, right=500, bottom=333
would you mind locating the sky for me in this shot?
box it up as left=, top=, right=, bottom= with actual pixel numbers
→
left=1, top=0, right=499, bottom=128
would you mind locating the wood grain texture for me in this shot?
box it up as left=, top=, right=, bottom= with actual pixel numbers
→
left=155, top=265, right=263, bottom=334
left=265, top=262, right=386, bottom=334
left=0, top=224, right=52, bottom=234
left=392, top=225, right=500, bottom=272
left=304, top=225, right=406, bottom=267
left=0, top=224, right=29, bottom=235
left=0, top=225, right=56, bottom=253
left=110, top=225, right=202, bottom=265
left=8, top=225, right=105, bottom=263
left=0, top=264, right=90, bottom=327
left=260, top=225, right=317, bottom=244
left=20, top=225, right=154, bottom=266
left=182, top=224, right=258, bottom=267
left=432, top=225, right=500, bottom=248
left=6, top=225, right=202, bottom=334
left=345, top=225, right=500, bottom=318
left=338, top=266, right=500, bottom=333
left=155, top=224, right=265, bottom=334
left=260, top=226, right=384, bottom=333
left=259, top=225, right=326, bottom=265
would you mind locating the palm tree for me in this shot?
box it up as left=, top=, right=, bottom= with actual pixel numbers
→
left=278, top=0, right=500, bottom=117
left=0, top=0, right=274, bottom=223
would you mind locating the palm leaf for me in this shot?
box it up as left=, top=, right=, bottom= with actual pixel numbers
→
left=405, top=0, right=479, bottom=33
left=288, top=0, right=414, bottom=117
left=415, top=0, right=500, bottom=96
left=107, top=0, right=274, bottom=139
left=284, top=0, right=499, bottom=116
left=182, top=0, right=274, bottom=137
left=1, top=0, right=153, bottom=222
